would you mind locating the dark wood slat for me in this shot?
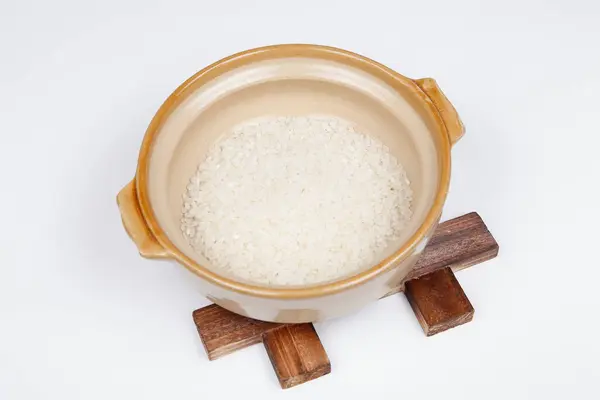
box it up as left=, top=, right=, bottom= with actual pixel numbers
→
left=408, top=212, right=498, bottom=280
left=405, top=268, right=474, bottom=336
left=192, top=304, right=282, bottom=360
left=263, top=324, right=331, bottom=389
left=192, top=212, right=498, bottom=360
left=383, top=212, right=498, bottom=297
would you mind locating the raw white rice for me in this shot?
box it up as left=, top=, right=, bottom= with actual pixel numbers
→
left=180, top=115, right=413, bottom=286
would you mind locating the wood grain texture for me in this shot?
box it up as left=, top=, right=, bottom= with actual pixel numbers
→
left=405, top=268, right=474, bottom=336
left=409, top=212, right=498, bottom=279
left=383, top=212, right=499, bottom=297
left=192, top=212, right=498, bottom=360
left=263, top=324, right=331, bottom=389
left=192, top=304, right=282, bottom=360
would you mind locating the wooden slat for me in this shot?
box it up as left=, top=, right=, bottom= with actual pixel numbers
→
left=384, top=212, right=499, bottom=297
left=405, top=268, right=474, bottom=336
left=192, top=304, right=281, bottom=360
left=408, top=212, right=498, bottom=280
left=192, top=212, right=498, bottom=359
left=263, top=324, right=331, bottom=389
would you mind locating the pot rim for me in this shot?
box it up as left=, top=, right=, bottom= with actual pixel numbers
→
left=134, top=43, right=452, bottom=299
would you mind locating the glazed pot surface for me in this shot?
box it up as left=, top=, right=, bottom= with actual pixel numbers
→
left=117, top=44, right=464, bottom=323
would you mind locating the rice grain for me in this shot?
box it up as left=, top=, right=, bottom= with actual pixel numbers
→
left=181, top=115, right=413, bottom=286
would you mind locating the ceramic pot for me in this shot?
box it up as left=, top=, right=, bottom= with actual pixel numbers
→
left=117, top=44, right=464, bottom=323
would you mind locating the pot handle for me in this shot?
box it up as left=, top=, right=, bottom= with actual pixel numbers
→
left=414, top=78, right=465, bottom=146
left=117, top=179, right=170, bottom=259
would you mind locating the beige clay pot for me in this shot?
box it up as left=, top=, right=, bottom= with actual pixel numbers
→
left=117, top=44, right=464, bottom=323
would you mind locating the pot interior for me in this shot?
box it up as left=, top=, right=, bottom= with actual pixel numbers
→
left=145, top=54, right=442, bottom=288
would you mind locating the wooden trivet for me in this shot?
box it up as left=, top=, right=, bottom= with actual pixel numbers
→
left=192, top=212, right=499, bottom=389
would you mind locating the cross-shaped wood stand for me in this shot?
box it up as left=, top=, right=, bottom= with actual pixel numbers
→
left=192, top=212, right=499, bottom=389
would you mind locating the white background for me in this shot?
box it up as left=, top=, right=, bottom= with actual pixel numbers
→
left=1, top=0, right=599, bottom=398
